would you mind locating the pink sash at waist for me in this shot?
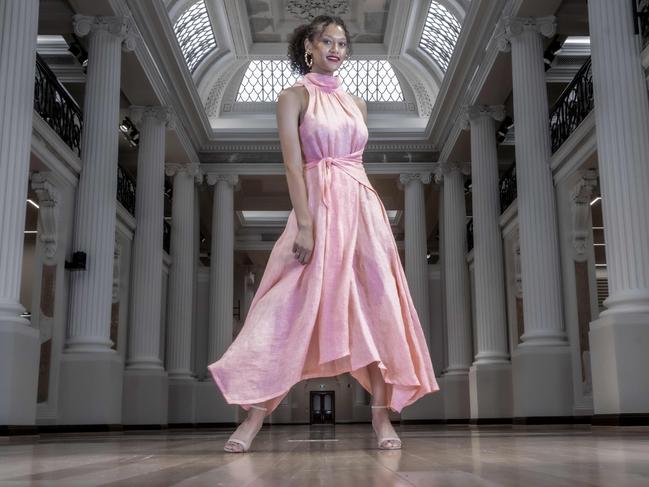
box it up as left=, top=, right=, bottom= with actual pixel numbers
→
left=303, top=149, right=373, bottom=208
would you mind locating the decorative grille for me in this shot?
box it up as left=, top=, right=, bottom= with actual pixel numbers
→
left=236, top=59, right=403, bottom=102
left=236, top=60, right=300, bottom=102
left=419, top=1, right=461, bottom=72
left=337, top=60, right=404, bottom=101
left=173, top=0, right=217, bottom=73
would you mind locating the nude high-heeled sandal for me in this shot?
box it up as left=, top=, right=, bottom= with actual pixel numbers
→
left=224, top=405, right=267, bottom=453
left=371, top=405, right=402, bottom=450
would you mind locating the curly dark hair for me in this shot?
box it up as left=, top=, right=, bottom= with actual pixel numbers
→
left=287, top=15, right=353, bottom=76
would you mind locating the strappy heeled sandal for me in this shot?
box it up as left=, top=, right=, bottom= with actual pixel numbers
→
left=224, top=405, right=267, bottom=453
left=371, top=405, right=402, bottom=450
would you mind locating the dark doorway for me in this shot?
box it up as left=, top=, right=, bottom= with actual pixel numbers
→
left=310, top=391, right=335, bottom=424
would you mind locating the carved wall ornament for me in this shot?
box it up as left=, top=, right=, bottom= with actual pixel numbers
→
left=112, top=237, right=121, bottom=304
left=30, top=172, right=60, bottom=262
left=513, top=233, right=523, bottom=298
left=570, top=170, right=599, bottom=262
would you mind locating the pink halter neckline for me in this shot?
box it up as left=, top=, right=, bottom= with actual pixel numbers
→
left=303, top=71, right=341, bottom=92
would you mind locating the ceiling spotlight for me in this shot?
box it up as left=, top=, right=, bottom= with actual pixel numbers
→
left=119, top=116, right=139, bottom=147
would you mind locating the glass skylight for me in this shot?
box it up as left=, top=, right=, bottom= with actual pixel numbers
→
left=237, top=61, right=300, bottom=102
left=419, top=1, right=461, bottom=72
left=337, top=60, right=404, bottom=102
left=236, top=60, right=404, bottom=102
left=173, top=0, right=217, bottom=73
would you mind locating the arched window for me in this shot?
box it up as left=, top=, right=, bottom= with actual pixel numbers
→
left=419, top=1, right=461, bottom=72
left=173, top=0, right=217, bottom=73
left=236, top=60, right=404, bottom=102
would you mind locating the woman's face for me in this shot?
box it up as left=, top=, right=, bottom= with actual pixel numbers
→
left=305, top=23, right=348, bottom=75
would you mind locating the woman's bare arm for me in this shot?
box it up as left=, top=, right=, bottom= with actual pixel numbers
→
left=276, top=86, right=314, bottom=265
left=276, top=87, right=312, bottom=230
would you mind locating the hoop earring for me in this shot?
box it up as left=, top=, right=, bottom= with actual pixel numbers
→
left=304, top=50, right=313, bottom=68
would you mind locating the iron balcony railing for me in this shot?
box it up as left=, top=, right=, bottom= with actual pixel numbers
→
left=499, top=163, right=517, bottom=213
left=35, top=55, right=172, bottom=254
left=34, top=53, right=83, bottom=156
left=117, top=165, right=137, bottom=215
left=549, top=58, right=594, bottom=153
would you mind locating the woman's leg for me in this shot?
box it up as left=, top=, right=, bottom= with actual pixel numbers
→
left=224, top=400, right=269, bottom=452
left=367, top=361, right=401, bottom=449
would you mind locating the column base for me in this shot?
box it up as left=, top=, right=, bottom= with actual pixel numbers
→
left=168, top=376, right=196, bottom=424
left=512, top=345, right=573, bottom=417
left=440, top=372, right=470, bottom=420
left=58, top=351, right=123, bottom=425
left=0, top=321, right=40, bottom=425
left=469, top=362, right=513, bottom=420
left=122, top=368, right=168, bottom=426
left=590, top=311, right=649, bottom=415
left=194, top=379, right=238, bottom=424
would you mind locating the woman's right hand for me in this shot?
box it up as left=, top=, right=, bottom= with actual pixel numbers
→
left=292, top=224, right=314, bottom=265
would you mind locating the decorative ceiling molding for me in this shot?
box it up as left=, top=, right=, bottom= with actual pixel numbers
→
left=286, top=0, right=350, bottom=20
left=428, top=0, right=511, bottom=155
left=116, top=0, right=213, bottom=154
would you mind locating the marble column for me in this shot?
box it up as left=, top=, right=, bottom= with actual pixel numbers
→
left=436, top=162, right=472, bottom=420
left=191, top=188, right=201, bottom=378
left=398, top=172, right=433, bottom=347
left=463, top=105, right=512, bottom=420
left=588, top=0, right=649, bottom=418
left=0, top=0, right=41, bottom=427
left=165, top=163, right=201, bottom=423
left=206, top=174, right=239, bottom=365
left=197, top=173, right=238, bottom=422
left=58, top=15, right=137, bottom=425
left=122, top=106, right=173, bottom=425
left=497, top=16, right=572, bottom=418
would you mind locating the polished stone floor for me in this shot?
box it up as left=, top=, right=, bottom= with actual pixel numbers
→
left=1, top=424, right=649, bottom=486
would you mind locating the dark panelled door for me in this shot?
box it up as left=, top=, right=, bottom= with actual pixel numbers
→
left=310, top=391, right=335, bottom=424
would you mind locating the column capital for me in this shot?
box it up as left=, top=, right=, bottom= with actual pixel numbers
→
left=433, top=162, right=471, bottom=184
left=206, top=173, right=240, bottom=190
left=129, top=105, right=175, bottom=129
left=495, top=16, right=556, bottom=52
left=570, top=169, right=599, bottom=262
left=30, top=172, right=60, bottom=261
left=461, top=104, right=506, bottom=130
left=165, top=163, right=203, bottom=183
left=72, top=15, right=138, bottom=51
left=398, top=171, right=431, bottom=190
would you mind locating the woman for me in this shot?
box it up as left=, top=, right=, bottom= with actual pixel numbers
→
left=208, top=15, right=440, bottom=453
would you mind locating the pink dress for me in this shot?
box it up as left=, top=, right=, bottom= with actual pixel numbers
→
left=208, top=71, right=439, bottom=414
